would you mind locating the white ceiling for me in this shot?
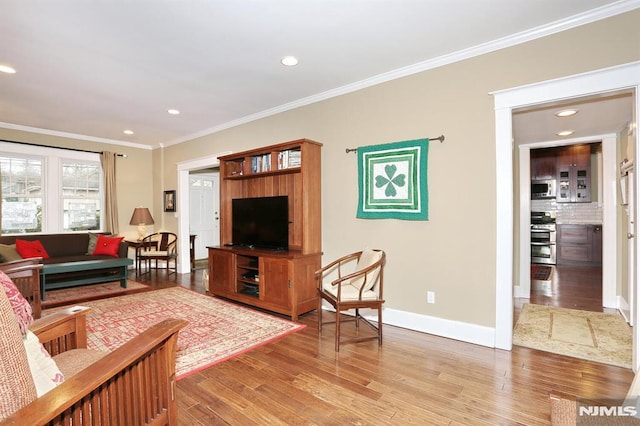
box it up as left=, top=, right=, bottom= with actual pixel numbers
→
left=513, top=92, right=634, bottom=145
left=0, top=0, right=637, bottom=150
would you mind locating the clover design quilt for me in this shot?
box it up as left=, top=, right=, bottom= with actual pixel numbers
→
left=356, top=138, right=429, bottom=220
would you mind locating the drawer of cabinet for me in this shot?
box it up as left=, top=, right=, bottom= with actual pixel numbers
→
left=558, top=225, right=592, bottom=244
left=558, top=243, right=592, bottom=263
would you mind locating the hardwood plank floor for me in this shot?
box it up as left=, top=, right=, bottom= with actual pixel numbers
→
left=131, top=267, right=634, bottom=425
left=528, top=264, right=606, bottom=312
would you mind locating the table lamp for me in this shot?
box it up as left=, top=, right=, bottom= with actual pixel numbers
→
left=129, top=207, right=154, bottom=241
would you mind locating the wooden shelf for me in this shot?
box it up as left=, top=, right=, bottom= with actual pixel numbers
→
left=210, top=139, right=323, bottom=320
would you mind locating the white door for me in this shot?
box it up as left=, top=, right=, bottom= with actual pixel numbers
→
left=189, top=172, right=219, bottom=260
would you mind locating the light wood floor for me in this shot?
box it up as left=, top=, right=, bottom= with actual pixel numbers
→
left=131, top=266, right=634, bottom=425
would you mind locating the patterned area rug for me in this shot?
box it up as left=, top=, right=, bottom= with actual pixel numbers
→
left=49, top=287, right=305, bottom=379
left=513, top=304, right=632, bottom=369
left=42, top=280, right=151, bottom=308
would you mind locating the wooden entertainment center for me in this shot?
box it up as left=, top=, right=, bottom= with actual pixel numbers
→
left=208, top=139, right=322, bottom=320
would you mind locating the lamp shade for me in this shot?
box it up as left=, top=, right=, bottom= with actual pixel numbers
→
left=129, top=207, right=154, bottom=226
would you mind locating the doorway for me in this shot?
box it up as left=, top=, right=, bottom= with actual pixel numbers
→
left=176, top=151, right=229, bottom=274
left=516, top=136, right=618, bottom=311
left=491, top=61, right=640, bottom=372
left=188, top=171, right=220, bottom=262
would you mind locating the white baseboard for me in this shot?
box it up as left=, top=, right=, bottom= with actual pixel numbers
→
left=514, top=284, right=528, bottom=298
left=322, top=305, right=496, bottom=348
left=380, top=308, right=496, bottom=348
left=619, top=295, right=632, bottom=324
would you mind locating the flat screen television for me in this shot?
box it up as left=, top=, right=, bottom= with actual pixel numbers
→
left=231, top=196, right=289, bottom=250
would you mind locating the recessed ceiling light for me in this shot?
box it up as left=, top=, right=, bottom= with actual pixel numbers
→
left=123, top=130, right=134, bottom=135
left=281, top=56, right=299, bottom=67
left=556, top=130, right=574, bottom=136
left=0, top=65, right=16, bottom=74
left=168, top=109, right=180, bottom=115
left=555, top=109, right=578, bottom=117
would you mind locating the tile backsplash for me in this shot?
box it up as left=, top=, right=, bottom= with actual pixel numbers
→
left=531, top=199, right=602, bottom=224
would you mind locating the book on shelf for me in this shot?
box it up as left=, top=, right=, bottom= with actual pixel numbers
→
left=277, top=149, right=301, bottom=169
left=289, top=150, right=301, bottom=166
left=251, top=154, right=272, bottom=173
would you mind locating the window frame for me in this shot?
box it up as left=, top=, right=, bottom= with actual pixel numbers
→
left=0, top=142, right=104, bottom=235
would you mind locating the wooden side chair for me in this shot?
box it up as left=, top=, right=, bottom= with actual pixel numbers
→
left=139, top=232, right=178, bottom=276
left=316, top=249, right=386, bottom=351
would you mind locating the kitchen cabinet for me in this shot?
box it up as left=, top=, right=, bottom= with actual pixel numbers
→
left=556, top=144, right=591, bottom=203
left=557, top=224, right=602, bottom=265
left=530, top=147, right=557, bottom=180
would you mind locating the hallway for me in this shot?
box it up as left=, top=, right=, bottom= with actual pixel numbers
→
left=515, top=263, right=616, bottom=318
left=530, top=264, right=607, bottom=312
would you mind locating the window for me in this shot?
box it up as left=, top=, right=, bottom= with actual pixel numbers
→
left=0, top=157, right=42, bottom=232
left=0, top=143, right=103, bottom=234
left=62, top=162, right=101, bottom=231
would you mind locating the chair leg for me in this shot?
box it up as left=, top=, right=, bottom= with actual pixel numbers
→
left=317, top=294, right=323, bottom=333
left=335, top=309, right=341, bottom=352
left=378, top=305, right=383, bottom=346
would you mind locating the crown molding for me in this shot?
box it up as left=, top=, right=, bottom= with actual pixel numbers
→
left=0, top=121, right=153, bottom=150
left=162, top=0, right=640, bottom=148
left=5, top=0, right=640, bottom=149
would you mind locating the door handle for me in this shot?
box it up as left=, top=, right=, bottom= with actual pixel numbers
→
left=628, top=233, right=634, bottom=239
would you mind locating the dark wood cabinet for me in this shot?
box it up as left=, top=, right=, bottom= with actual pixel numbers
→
left=530, top=147, right=557, bottom=180
left=557, top=224, right=602, bottom=265
left=556, top=144, right=591, bottom=203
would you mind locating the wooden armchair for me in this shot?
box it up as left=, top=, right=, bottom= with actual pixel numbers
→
left=139, top=232, right=178, bottom=277
left=0, top=258, right=42, bottom=319
left=0, top=286, right=187, bottom=425
left=316, top=249, right=386, bottom=351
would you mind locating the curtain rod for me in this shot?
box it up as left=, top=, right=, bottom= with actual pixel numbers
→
left=345, top=134, right=445, bottom=153
left=0, top=139, right=127, bottom=157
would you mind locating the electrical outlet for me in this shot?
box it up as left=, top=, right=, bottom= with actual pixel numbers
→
left=427, top=291, right=435, bottom=304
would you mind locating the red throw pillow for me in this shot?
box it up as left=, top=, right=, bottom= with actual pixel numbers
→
left=15, top=239, right=50, bottom=260
left=92, top=235, right=123, bottom=257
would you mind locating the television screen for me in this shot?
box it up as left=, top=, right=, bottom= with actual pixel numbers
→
left=232, top=196, right=289, bottom=250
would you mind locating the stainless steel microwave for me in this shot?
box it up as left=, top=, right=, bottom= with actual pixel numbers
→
left=531, top=179, right=556, bottom=199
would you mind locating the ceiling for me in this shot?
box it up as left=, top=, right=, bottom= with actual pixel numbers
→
left=513, top=91, right=634, bottom=145
left=0, top=0, right=637, bottom=150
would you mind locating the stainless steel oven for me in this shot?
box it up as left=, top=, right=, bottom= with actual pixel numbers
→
left=531, top=212, right=556, bottom=265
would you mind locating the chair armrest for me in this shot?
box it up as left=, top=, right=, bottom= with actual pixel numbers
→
left=2, top=318, right=188, bottom=426
left=0, top=259, right=43, bottom=319
left=314, top=251, right=361, bottom=278
left=0, top=258, right=43, bottom=269
left=30, top=306, right=91, bottom=355
left=329, top=259, right=382, bottom=287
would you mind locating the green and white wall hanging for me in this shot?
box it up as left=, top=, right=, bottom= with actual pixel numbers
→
left=356, top=138, right=431, bottom=220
